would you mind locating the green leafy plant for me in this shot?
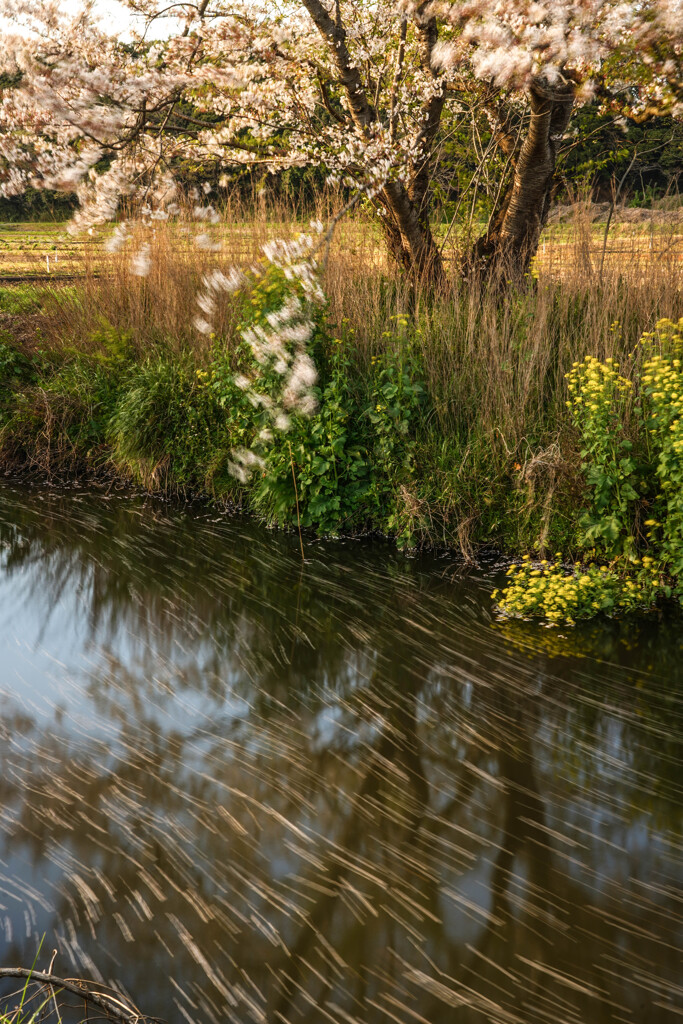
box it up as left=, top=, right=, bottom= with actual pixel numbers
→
left=565, top=351, right=638, bottom=556
left=367, top=329, right=426, bottom=542
left=109, top=356, right=237, bottom=491
left=260, top=335, right=374, bottom=533
left=638, top=317, right=683, bottom=593
left=232, top=269, right=375, bottom=534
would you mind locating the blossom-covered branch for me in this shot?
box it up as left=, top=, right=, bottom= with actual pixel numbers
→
left=0, top=0, right=680, bottom=276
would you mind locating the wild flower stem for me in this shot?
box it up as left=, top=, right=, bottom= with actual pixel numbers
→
left=288, top=441, right=305, bottom=561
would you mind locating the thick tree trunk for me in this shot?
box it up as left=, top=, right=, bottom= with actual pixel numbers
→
left=472, top=78, right=575, bottom=280
left=387, top=4, right=446, bottom=287
left=409, top=6, right=447, bottom=231
left=379, top=180, right=445, bottom=285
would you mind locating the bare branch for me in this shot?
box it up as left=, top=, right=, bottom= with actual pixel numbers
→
left=0, top=969, right=158, bottom=1024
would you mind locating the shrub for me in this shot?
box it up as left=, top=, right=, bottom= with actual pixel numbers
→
left=498, top=318, right=683, bottom=623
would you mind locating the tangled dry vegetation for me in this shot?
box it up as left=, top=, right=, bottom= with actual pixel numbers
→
left=0, top=963, right=156, bottom=1024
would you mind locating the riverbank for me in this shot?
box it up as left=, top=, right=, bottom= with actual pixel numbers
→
left=0, top=235, right=681, bottom=575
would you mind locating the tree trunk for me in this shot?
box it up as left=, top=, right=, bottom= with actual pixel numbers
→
left=303, top=0, right=447, bottom=288
left=380, top=4, right=447, bottom=287
left=379, top=180, right=446, bottom=286
left=472, top=78, right=575, bottom=280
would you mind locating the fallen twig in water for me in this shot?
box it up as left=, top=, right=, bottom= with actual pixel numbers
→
left=0, top=968, right=159, bottom=1024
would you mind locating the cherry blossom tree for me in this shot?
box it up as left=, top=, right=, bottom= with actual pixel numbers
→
left=1, top=0, right=681, bottom=282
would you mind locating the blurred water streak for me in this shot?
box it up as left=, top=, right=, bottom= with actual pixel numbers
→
left=0, top=482, right=681, bottom=1024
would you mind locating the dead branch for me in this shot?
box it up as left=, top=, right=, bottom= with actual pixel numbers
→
left=0, top=969, right=159, bottom=1024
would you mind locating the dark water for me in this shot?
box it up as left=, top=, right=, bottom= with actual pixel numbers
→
left=0, top=482, right=682, bottom=1024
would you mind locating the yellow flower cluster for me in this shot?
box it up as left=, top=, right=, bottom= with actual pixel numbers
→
left=492, top=555, right=659, bottom=626
left=639, top=317, right=683, bottom=355
left=639, top=322, right=683, bottom=449
left=565, top=355, right=631, bottom=419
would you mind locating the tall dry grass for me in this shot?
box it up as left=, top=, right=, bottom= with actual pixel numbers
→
left=32, top=192, right=386, bottom=355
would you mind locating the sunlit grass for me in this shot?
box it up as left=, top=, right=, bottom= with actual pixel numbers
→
left=1, top=196, right=681, bottom=282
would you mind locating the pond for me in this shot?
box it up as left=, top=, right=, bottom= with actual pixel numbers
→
left=0, top=482, right=681, bottom=1024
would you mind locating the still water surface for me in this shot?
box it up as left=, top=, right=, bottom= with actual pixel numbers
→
left=0, top=483, right=681, bottom=1024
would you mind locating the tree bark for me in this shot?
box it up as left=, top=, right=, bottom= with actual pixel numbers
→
left=472, top=78, right=575, bottom=280
left=379, top=179, right=445, bottom=285
left=396, top=4, right=447, bottom=286
left=300, top=0, right=375, bottom=132
left=409, top=5, right=447, bottom=226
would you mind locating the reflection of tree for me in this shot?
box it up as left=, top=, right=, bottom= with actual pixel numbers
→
left=0, top=484, right=682, bottom=1024
left=495, top=609, right=683, bottom=668
left=267, top=642, right=431, bottom=1022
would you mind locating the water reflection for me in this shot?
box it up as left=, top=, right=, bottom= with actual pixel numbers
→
left=0, top=483, right=681, bottom=1024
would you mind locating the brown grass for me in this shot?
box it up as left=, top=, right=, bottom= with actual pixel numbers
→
left=5, top=196, right=683, bottom=458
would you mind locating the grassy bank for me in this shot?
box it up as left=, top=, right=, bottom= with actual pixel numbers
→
left=0, top=216, right=681, bottom=575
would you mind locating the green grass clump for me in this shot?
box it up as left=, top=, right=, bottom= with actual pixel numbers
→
left=0, top=285, right=42, bottom=316
left=0, top=325, right=133, bottom=474
left=108, top=357, right=231, bottom=491
left=0, top=335, right=32, bottom=388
